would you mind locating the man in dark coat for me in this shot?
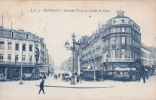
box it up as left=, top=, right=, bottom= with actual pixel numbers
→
left=39, top=79, right=45, bottom=94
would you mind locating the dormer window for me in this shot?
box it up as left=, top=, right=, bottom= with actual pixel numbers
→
left=26, top=34, right=28, bottom=39
left=113, top=20, right=116, bottom=23
left=121, top=19, right=125, bottom=23
left=11, top=32, right=14, bottom=37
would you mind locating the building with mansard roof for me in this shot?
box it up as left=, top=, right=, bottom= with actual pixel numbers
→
left=79, top=9, right=141, bottom=81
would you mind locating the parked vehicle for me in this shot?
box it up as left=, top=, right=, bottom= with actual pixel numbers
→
left=62, top=73, right=71, bottom=81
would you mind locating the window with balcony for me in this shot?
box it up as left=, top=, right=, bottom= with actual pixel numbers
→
left=22, top=55, right=26, bottom=62
left=0, top=54, right=4, bottom=61
left=113, top=20, right=116, bottom=23
left=29, top=44, right=33, bottom=52
left=22, top=44, right=26, bottom=51
left=8, top=54, right=11, bottom=61
left=121, top=49, right=125, bottom=58
left=111, top=36, right=116, bottom=45
left=15, top=43, right=19, bottom=51
left=15, top=55, right=18, bottom=63
left=111, top=49, right=115, bottom=58
left=8, top=42, right=12, bottom=50
left=0, top=41, right=4, bottom=50
left=113, top=27, right=117, bottom=33
left=122, top=27, right=125, bottom=32
left=121, top=36, right=125, bottom=45
left=129, top=37, right=132, bottom=45
left=126, top=27, right=130, bottom=33
left=106, top=39, right=108, bottom=47
left=29, top=55, right=32, bottom=62
left=116, top=27, right=120, bottom=32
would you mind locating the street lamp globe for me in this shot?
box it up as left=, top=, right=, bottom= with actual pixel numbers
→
left=72, top=33, right=76, bottom=40
left=65, top=40, right=69, bottom=49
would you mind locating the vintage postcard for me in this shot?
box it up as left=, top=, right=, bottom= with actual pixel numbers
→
left=0, top=0, right=156, bottom=100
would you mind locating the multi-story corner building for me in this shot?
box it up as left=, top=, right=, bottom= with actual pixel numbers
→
left=79, top=9, right=141, bottom=80
left=0, top=26, right=52, bottom=81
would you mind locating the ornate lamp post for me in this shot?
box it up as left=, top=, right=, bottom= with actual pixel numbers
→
left=65, top=33, right=80, bottom=85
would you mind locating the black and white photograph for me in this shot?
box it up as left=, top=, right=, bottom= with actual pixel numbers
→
left=0, top=0, right=156, bottom=100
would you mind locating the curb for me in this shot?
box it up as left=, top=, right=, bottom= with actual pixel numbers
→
left=36, top=85, right=114, bottom=89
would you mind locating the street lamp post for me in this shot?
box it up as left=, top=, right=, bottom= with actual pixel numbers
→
left=19, top=50, right=23, bottom=85
left=93, top=52, right=96, bottom=81
left=65, top=33, right=80, bottom=85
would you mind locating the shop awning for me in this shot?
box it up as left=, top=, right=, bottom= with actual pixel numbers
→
left=114, top=67, right=136, bottom=71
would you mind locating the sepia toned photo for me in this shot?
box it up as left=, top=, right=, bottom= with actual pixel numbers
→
left=0, top=0, right=156, bottom=100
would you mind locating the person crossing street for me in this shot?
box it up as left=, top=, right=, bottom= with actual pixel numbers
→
left=39, top=79, right=45, bottom=94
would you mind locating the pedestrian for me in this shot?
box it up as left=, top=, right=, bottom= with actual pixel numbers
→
left=138, top=74, right=141, bottom=82
left=39, top=79, right=45, bottom=94
left=123, top=75, right=126, bottom=82
left=146, top=74, right=148, bottom=80
left=58, top=73, right=60, bottom=78
left=143, top=74, right=146, bottom=84
left=77, top=76, right=79, bottom=83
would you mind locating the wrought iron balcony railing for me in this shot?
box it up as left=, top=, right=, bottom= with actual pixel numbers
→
left=0, top=61, right=36, bottom=66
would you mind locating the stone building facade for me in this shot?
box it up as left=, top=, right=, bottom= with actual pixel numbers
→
left=0, top=26, right=52, bottom=81
left=79, top=9, right=141, bottom=80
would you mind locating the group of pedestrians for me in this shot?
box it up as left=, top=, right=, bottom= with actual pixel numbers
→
left=137, top=73, right=148, bottom=84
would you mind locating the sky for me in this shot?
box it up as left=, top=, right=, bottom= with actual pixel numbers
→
left=0, top=1, right=156, bottom=67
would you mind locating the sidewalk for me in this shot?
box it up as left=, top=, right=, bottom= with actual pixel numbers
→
left=36, top=75, right=156, bottom=88
left=37, top=77, right=117, bottom=88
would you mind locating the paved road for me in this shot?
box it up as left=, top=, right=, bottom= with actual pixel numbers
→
left=0, top=75, right=156, bottom=100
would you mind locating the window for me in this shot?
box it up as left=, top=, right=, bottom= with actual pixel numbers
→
left=8, top=54, right=11, bottom=61
left=8, top=42, right=12, bottom=50
left=126, top=27, right=130, bottom=33
left=112, top=49, right=115, bottom=58
left=112, top=36, right=116, bottom=45
left=0, top=54, right=4, bottom=61
left=106, top=39, right=108, bottom=47
left=22, top=55, right=25, bottom=61
left=0, top=41, right=4, bottom=49
left=122, top=27, right=125, bottom=32
left=126, top=50, right=130, bottom=58
left=121, top=49, right=125, bottom=58
left=29, top=55, right=32, bottom=62
left=116, top=27, right=120, bottom=32
left=22, top=44, right=26, bottom=51
left=26, top=34, right=28, bottom=39
left=11, top=32, right=14, bottom=37
left=15, top=43, right=19, bottom=51
left=122, top=36, right=125, bottom=45
left=121, top=19, right=125, bottom=23
left=113, top=20, right=116, bottom=23
left=29, top=44, right=33, bottom=52
left=129, top=37, right=131, bottom=45
left=15, top=55, right=18, bottom=62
